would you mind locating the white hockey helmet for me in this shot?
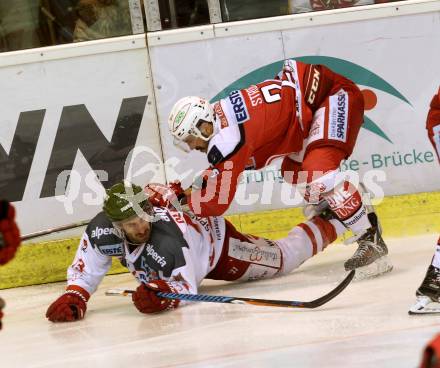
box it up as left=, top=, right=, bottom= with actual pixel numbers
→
left=168, top=96, right=215, bottom=144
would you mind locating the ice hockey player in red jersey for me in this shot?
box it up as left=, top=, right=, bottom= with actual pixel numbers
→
left=0, top=200, right=21, bottom=329
left=409, top=87, right=440, bottom=315
left=46, top=181, right=347, bottom=321
left=167, top=59, right=390, bottom=274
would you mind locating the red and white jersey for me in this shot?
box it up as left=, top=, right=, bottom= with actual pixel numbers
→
left=188, top=60, right=361, bottom=216
left=67, top=208, right=226, bottom=298
left=66, top=209, right=344, bottom=305
left=427, top=87, right=440, bottom=162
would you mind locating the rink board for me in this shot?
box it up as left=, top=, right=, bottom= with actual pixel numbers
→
left=1, top=4, right=440, bottom=367
left=0, top=1, right=438, bottom=236
left=1, top=190, right=439, bottom=289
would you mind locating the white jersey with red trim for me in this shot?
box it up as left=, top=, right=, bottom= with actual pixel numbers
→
left=67, top=208, right=226, bottom=298
left=66, top=208, right=347, bottom=306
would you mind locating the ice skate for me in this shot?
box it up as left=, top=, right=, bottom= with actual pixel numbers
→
left=306, top=196, right=392, bottom=278
left=409, top=265, right=440, bottom=315
left=344, top=212, right=393, bottom=278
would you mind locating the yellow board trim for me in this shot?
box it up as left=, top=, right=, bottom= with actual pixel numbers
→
left=1, top=191, right=439, bottom=289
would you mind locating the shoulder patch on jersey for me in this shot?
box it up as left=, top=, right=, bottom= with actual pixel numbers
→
left=228, top=90, right=250, bottom=124
left=207, top=145, right=224, bottom=165
left=223, top=124, right=246, bottom=162
left=245, top=85, right=263, bottom=107
left=214, top=102, right=229, bottom=128
left=207, top=121, right=245, bottom=165
left=86, top=212, right=123, bottom=256
left=99, top=243, right=123, bottom=256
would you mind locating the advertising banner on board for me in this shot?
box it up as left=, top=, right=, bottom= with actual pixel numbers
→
left=0, top=44, right=164, bottom=233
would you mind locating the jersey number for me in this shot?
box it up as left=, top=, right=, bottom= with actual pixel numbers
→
left=261, top=84, right=281, bottom=104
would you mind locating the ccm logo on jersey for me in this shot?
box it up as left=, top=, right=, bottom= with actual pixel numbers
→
left=228, top=90, right=249, bottom=123
left=329, top=90, right=348, bottom=142
left=146, top=244, right=167, bottom=267
left=306, top=68, right=321, bottom=105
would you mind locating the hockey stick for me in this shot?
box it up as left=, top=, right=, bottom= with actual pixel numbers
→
left=105, top=270, right=355, bottom=309
left=21, top=219, right=91, bottom=242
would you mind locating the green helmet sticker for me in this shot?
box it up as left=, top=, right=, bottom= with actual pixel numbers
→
left=174, top=110, right=187, bottom=127
left=103, top=182, right=149, bottom=222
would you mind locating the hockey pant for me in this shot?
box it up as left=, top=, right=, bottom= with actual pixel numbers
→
left=206, top=217, right=346, bottom=282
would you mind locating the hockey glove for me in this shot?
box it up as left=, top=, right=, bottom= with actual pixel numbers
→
left=46, top=286, right=90, bottom=322
left=145, top=182, right=185, bottom=209
left=0, top=200, right=21, bottom=265
left=132, top=280, right=179, bottom=314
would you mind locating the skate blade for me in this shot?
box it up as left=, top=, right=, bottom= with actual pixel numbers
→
left=409, top=296, right=440, bottom=315
left=353, top=255, right=393, bottom=281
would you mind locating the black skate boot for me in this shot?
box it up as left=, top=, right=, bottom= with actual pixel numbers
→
left=344, top=212, right=392, bottom=277
left=409, top=265, right=440, bottom=314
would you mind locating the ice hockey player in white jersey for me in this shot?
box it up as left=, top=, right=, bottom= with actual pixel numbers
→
left=46, top=181, right=347, bottom=321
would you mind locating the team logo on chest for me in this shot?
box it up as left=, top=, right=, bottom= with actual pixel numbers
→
left=135, top=257, right=159, bottom=282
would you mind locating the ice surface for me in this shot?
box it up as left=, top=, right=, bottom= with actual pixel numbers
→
left=1, top=234, right=439, bottom=368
